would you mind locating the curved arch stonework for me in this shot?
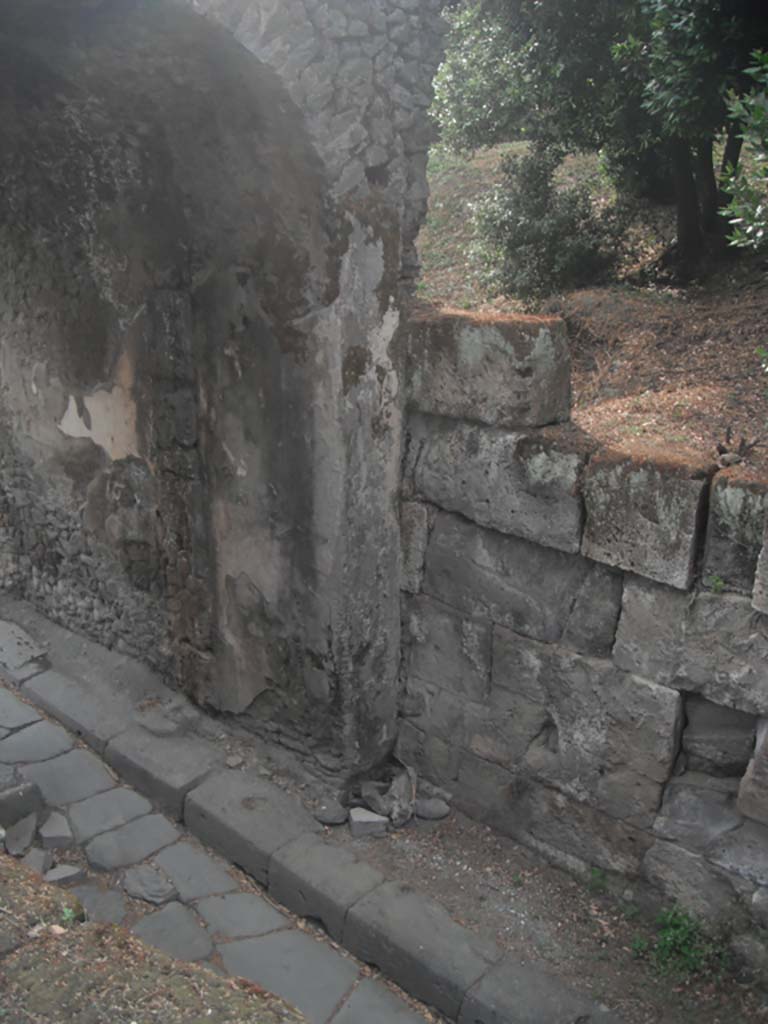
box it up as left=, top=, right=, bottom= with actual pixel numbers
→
left=190, top=0, right=445, bottom=282
left=0, top=0, right=446, bottom=768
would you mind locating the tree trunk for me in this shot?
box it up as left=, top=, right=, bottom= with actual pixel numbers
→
left=670, top=138, right=703, bottom=275
left=720, top=120, right=744, bottom=182
left=695, top=139, right=719, bottom=234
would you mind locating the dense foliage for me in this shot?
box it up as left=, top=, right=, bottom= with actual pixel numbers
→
left=433, top=0, right=768, bottom=291
left=724, top=50, right=768, bottom=249
left=472, top=145, right=620, bottom=301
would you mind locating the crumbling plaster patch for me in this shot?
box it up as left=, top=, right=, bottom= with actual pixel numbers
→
left=58, top=353, right=139, bottom=462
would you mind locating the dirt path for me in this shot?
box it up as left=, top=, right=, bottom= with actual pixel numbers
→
left=328, top=812, right=766, bottom=1024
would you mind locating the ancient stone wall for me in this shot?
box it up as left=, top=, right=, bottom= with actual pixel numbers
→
left=399, top=308, right=768, bottom=960
left=0, top=0, right=444, bottom=769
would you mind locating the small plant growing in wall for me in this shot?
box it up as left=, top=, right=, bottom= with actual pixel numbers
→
left=705, top=574, right=726, bottom=594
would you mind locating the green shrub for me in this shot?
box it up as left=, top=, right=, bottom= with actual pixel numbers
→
left=634, top=906, right=731, bottom=980
left=472, top=145, right=620, bottom=302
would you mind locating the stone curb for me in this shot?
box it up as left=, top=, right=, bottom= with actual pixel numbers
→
left=2, top=620, right=620, bottom=1023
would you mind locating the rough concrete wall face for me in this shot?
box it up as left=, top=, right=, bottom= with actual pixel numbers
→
left=400, top=309, right=768, bottom=961
left=0, top=0, right=445, bottom=768
left=192, top=0, right=446, bottom=283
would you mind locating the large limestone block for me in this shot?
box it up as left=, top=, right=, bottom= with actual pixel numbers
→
left=738, top=720, right=768, bottom=826
left=582, top=449, right=713, bottom=590
left=677, top=594, right=768, bottom=716
left=682, top=696, right=756, bottom=776
left=404, top=675, right=484, bottom=749
left=643, top=842, right=744, bottom=931
left=403, top=594, right=491, bottom=702
left=560, top=562, right=623, bottom=658
left=407, top=309, right=571, bottom=429
left=489, top=629, right=682, bottom=827
left=652, top=774, right=744, bottom=851
left=511, top=781, right=653, bottom=876
left=703, top=472, right=766, bottom=595
left=422, top=512, right=591, bottom=643
left=708, top=820, right=768, bottom=888
left=395, top=720, right=460, bottom=784
left=613, top=576, right=687, bottom=684
left=409, top=416, right=585, bottom=553
left=452, top=750, right=521, bottom=831
left=615, top=580, right=768, bottom=718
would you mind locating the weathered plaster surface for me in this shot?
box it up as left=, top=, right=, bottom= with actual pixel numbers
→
left=0, top=0, right=445, bottom=771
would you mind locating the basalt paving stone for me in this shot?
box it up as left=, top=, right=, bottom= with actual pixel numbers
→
left=21, top=749, right=116, bottom=806
left=122, top=863, right=177, bottom=905
left=344, top=881, right=502, bottom=1020
left=0, top=719, right=74, bottom=764
left=24, top=669, right=128, bottom=755
left=269, top=834, right=384, bottom=942
left=332, top=978, right=428, bottom=1023
left=105, top=726, right=219, bottom=819
left=132, top=901, right=213, bottom=962
left=68, top=786, right=152, bottom=844
left=154, top=840, right=238, bottom=902
left=185, top=770, right=321, bottom=886
left=458, top=958, right=621, bottom=1024
left=72, top=884, right=128, bottom=926
left=0, top=688, right=41, bottom=732
left=196, top=892, right=289, bottom=940
left=85, top=813, right=179, bottom=871
left=219, top=929, right=359, bottom=1024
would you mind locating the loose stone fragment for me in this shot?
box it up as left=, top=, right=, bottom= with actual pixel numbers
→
left=39, top=811, right=74, bottom=850
left=313, top=799, right=348, bottom=826
left=44, top=864, right=86, bottom=886
left=5, top=813, right=37, bottom=856
left=349, top=807, right=389, bottom=838
left=0, top=764, right=43, bottom=828
left=414, top=797, right=450, bottom=821
left=122, top=864, right=177, bottom=905
left=22, top=847, right=53, bottom=875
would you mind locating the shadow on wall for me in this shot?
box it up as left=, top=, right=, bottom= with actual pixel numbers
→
left=0, top=0, right=348, bottom=736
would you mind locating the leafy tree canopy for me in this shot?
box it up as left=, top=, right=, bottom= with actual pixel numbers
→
left=433, top=0, right=768, bottom=273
